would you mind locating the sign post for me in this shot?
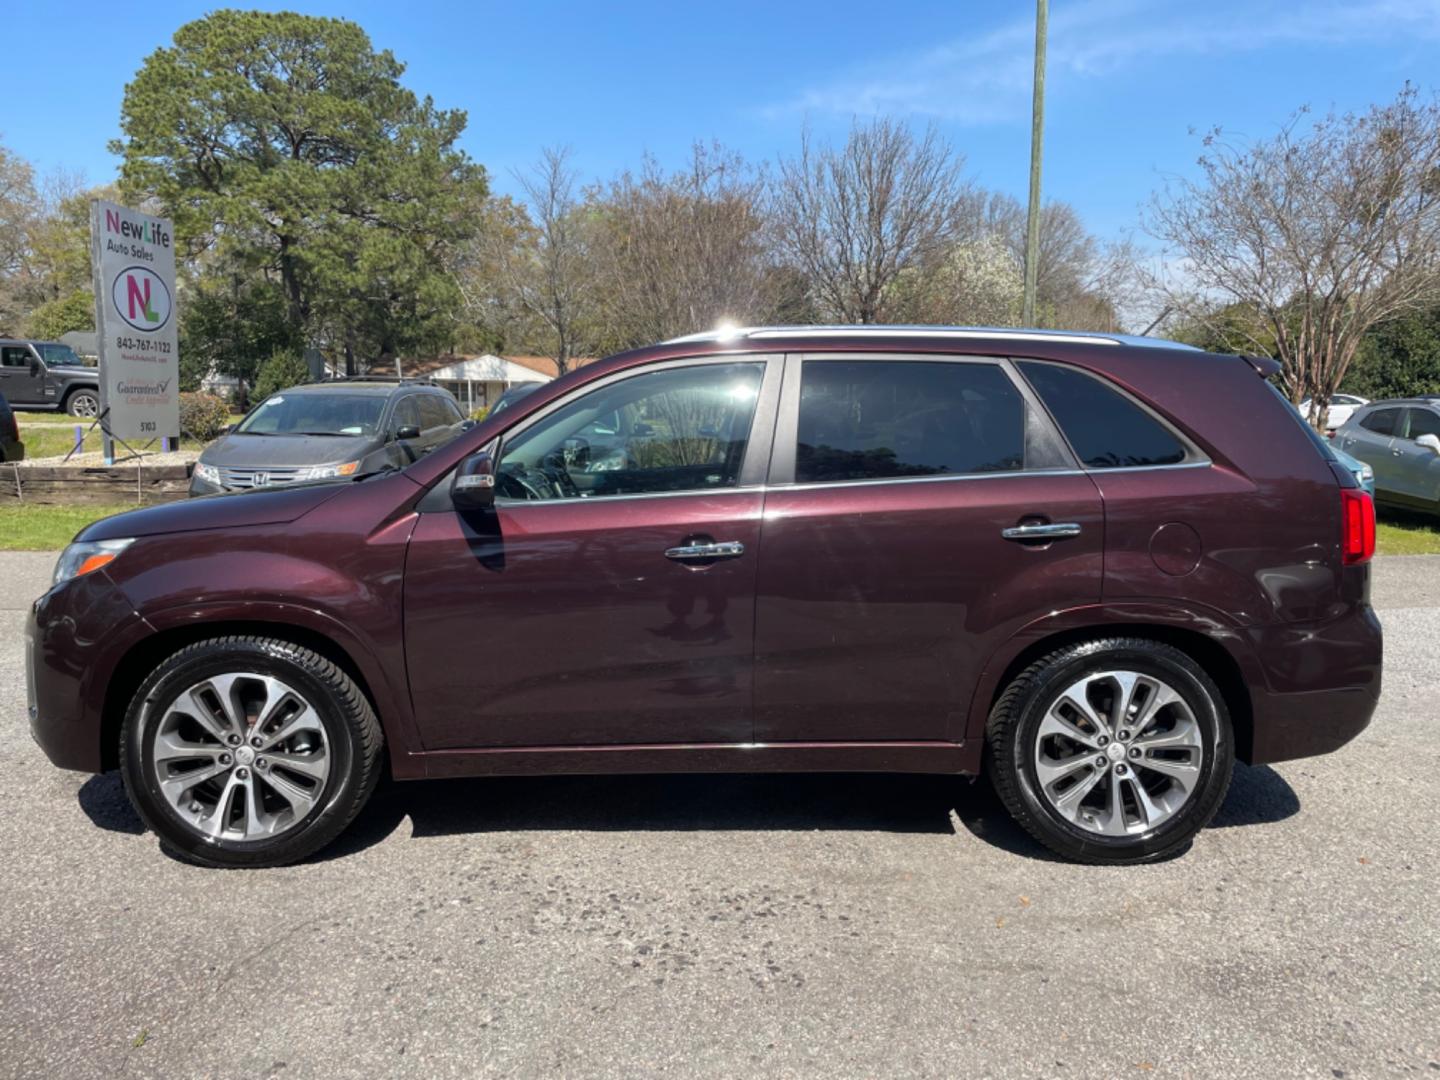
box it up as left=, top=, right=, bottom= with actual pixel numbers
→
left=89, top=200, right=179, bottom=464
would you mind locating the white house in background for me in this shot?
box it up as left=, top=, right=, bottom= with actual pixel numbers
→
left=399, top=354, right=589, bottom=413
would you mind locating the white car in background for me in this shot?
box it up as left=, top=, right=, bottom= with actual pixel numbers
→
left=1300, top=393, right=1369, bottom=430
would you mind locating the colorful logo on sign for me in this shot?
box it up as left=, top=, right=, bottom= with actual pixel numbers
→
left=111, top=265, right=172, bottom=332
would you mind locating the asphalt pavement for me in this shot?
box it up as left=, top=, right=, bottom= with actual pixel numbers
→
left=0, top=551, right=1436, bottom=1079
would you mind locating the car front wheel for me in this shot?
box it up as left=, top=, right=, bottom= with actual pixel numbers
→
left=986, top=637, right=1234, bottom=864
left=120, top=636, right=383, bottom=868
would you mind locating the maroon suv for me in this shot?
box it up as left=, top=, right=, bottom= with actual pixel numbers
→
left=26, top=327, right=1382, bottom=867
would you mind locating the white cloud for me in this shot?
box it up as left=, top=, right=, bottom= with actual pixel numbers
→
left=764, top=0, right=1440, bottom=122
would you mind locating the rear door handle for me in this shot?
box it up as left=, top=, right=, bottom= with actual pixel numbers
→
left=1001, top=522, right=1082, bottom=542
left=664, top=541, right=745, bottom=562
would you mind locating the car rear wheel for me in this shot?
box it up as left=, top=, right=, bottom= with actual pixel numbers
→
left=986, top=638, right=1233, bottom=864
left=65, top=389, right=100, bottom=418
left=120, top=636, right=383, bottom=868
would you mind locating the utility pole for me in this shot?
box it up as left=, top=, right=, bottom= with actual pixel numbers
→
left=1022, top=0, right=1048, bottom=327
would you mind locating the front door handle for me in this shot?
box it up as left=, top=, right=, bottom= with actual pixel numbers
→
left=1001, top=522, right=1082, bottom=542
left=664, top=541, right=745, bottom=562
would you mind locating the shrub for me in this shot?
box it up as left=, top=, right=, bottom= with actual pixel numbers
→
left=470, top=405, right=490, bottom=421
left=178, top=392, right=231, bottom=441
left=252, top=349, right=313, bottom=402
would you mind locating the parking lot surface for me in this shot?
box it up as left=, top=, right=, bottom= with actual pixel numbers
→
left=1, top=551, right=1437, bottom=1079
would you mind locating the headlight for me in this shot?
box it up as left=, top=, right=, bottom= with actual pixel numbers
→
left=294, top=460, right=361, bottom=481
left=193, top=461, right=221, bottom=485
left=1358, top=463, right=1374, bottom=483
left=53, top=538, right=134, bottom=588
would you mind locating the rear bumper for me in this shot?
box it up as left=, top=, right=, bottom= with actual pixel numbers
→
left=1243, top=603, right=1383, bottom=765
left=27, top=573, right=152, bottom=774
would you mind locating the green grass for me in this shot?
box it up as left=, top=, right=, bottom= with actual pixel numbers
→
left=0, top=503, right=140, bottom=550
left=17, top=422, right=209, bottom=459
left=1376, top=508, right=1440, bottom=555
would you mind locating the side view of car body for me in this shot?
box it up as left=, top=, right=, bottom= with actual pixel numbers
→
left=27, top=327, right=1382, bottom=868
left=1333, top=398, right=1440, bottom=515
left=190, top=379, right=466, bottom=495
left=0, top=339, right=101, bottom=418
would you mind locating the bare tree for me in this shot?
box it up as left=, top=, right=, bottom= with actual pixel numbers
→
left=1147, top=86, right=1440, bottom=425
left=488, top=147, right=596, bottom=376
left=590, top=143, right=773, bottom=347
left=773, top=118, right=971, bottom=323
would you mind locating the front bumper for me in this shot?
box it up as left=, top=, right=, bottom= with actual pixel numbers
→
left=27, top=572, right=152, bottom=773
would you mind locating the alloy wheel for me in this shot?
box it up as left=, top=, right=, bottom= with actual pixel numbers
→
left=1032, top=669, right=1204, bottom=836
left=149, top=672, right=331, bottom=842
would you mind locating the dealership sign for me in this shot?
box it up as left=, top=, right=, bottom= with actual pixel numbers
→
left=89, top=200, right=179, bottom=444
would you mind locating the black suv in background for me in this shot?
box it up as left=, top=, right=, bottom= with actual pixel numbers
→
left=0, top=340, right=101, bottom=418
left=190, top=378, right=466, bottom=495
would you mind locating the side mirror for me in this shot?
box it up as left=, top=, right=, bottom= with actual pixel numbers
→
left=29, top=359, right=42, bottom=376
left=1417, top=433, right=1440, bottom=456
left=222, top=423, right=237, bottom=435
left=451, top=450, right=496, bottom=511
left=395, top=424, right=422, bottom=441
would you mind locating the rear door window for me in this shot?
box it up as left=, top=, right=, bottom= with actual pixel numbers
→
left=1017, top=361, right=1188, bottom=469
left=1359, top=408, right=1399, bottom=436
left=794, top=360, right=1025, bottom=483
left=1405, top=407, right=1440, bottom=440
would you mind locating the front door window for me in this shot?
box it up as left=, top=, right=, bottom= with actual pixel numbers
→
left=497, top=362, right=766, bottom=500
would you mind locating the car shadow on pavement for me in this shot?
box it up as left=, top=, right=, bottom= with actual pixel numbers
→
left=74, top=761, right=1302, bottom=866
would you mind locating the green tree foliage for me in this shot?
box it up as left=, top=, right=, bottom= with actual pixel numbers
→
left=114, top=10, right=487, bottom=365
left=252, top=349, right=314, bottom=402
left=1344, top=309, right=1440, bottom=399
left=178, top=272, right=299, bottom=394
left=26, top=290, right=95, bottom=340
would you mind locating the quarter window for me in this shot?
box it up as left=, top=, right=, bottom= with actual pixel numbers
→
left=1359, top=408, right=1399, bottom=436
left=794, top=361, right=1025, bottom=483
left=1018, top=361, right=1187, bottom=469
left=498, top=362, right=765, bottom=500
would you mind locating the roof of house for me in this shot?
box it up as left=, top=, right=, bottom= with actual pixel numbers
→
left=397, top=353, right=594, bottom=383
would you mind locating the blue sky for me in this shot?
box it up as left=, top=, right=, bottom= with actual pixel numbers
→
left=10, top=0, right=1440, bottom=239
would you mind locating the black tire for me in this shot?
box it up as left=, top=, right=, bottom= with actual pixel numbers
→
left=64, top=388, right=100, bottom=418
left=986, top=637, right=1234, bottom=865
left=120, top=636, right=383, bottom=868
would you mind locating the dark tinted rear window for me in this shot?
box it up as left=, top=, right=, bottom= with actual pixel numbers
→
left=1360, top=408, right=1399, bottom=435
left=1017, top=361, right=1187, bottom=469
left=1406, top=407, right=1440, bottom=440
left=796, top=361, right=1024, bottom=483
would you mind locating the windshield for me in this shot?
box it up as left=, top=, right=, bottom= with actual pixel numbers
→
left=237, top=392, right=386, bottom=436
left=38, top=343, right=87, bottom=367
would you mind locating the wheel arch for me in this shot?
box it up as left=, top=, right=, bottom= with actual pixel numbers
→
left=99, top=620, right=385, bottom=772
left=970, top=619, right=1258, bottom=766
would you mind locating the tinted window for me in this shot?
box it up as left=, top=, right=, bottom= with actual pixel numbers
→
left=1, top=346, right=32, bottom=368
left=1018, top=361, right=1187, bottom=469
left=417, top=394, right=456, bottom=430
left=238, top=392, right=387, bottom=436
left=498, top=362, right=764, bottom=500
left=1406, top=408, right=1440, bottom=440
left=1359, top=408, right=1399, bottom=436
left=390, top=397, right=421, bottom=431
left=795, top=361, right=1023, bottom=483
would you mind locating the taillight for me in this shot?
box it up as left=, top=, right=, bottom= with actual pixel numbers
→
left=1341, top=488, right=1375, bottom=565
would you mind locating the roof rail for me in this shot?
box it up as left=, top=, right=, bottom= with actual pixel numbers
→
left=663, top=325, right=1201, bottom=351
